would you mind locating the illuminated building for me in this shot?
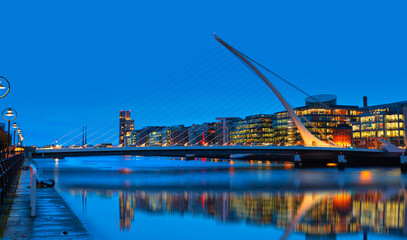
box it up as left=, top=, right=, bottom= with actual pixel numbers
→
left=126, top=95, right=406, bottom=147
left=131, top=126, right=163, bottom=146
left=216, top=117, right=242, bottom=145
left=145, top=125, right=189, bottom=146
left=352, top=99, right=407, bottom=148
left=188, top=122, right=223, bottom=145
left=165, top=125, right=189, bottom=145
left=274, top=95, right=362, bottom=146
left=119, top=111, right=134, bottom=146
left=148, top=128, right=165, bottom=146
left=333, top=125, right=352, bottom=147
left=229, top=114, right=274, bottom=145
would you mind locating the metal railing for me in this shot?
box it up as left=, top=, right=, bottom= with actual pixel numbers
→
left=0, top=154, right=24, bottom=203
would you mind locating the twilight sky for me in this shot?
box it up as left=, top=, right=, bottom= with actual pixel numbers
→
left=0, top=0, right=406, bottom=146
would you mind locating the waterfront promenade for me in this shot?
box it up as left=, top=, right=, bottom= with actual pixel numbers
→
left=2, top=158, right=92, bottom=240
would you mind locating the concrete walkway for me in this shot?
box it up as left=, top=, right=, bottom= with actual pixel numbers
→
left=2, top=159, right=92, bottom=240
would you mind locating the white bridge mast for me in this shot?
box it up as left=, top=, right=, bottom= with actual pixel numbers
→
left=214, top=34, right=335, bottom=147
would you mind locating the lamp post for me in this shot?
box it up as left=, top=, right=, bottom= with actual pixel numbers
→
left=0, top=76, right=10, bottom=99
left=11, top=122, right=19, bottom=147
left=18, top=131, right=24, bottom=146
left=2, top=108, right=17, bottom=158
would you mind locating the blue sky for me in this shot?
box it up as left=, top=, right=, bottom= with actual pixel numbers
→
left=1, top=0, right=406, bottom=146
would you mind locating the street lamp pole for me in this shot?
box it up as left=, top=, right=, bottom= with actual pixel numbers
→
left=0, top=76, right=11, bottom=159
left=2, top=108, right=17, bottom=158
left=11, top=122, right=20, bottom=147
left=18, top=131, right=24, bottom=146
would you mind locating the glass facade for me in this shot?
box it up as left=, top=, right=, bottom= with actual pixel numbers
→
left=188, top=122, right=223, bottom=146
left=119, top=111, right=134, bottom=146
left=353, top=102, right=407, bottom=147
left=229, top=114, right=274, bottom=145
left=128, top=98, right=407, bottom=148
left=131, top=126, right=163, bottom=146
left=274, top=106, right=362, bottom=146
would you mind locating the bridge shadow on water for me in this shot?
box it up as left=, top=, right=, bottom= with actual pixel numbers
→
left=35, top=156, right=407, bottom=240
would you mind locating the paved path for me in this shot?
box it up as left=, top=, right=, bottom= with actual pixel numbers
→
left=2, top=159, right=92, bottom=240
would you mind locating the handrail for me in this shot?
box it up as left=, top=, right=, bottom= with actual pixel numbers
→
left=0, top=154, right=24, bottom=203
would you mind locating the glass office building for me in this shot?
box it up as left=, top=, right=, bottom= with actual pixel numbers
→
left=273, top=95, right=362, bottom=146
left=229, top=114, right=275, bottom=145
left=188, top=122, right=223, bottom=145
left=352, top=100, right=407, bottom=148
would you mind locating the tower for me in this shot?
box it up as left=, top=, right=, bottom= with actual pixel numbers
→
left=119, top=111, right=134, bottom=146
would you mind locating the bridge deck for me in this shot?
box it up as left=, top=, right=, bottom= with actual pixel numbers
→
left=33, top=146, right=401, bottom=166
left=34, top=145, right=384, bottom=156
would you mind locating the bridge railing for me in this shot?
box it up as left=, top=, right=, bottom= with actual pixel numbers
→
left=0, top=154, right=25, bottom=203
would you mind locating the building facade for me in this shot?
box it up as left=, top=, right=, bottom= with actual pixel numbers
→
left=352, top=100, right=407, bottom=148
left=188, top=122, right=223, bottom=145
left=333, top=125, right=352, bottom=147
left=126, top=96, right=407, bottom=149
left=216, top=117, right=242, bottom=145
left=229, top=114, right=274, bottom=145
left=131, top=126, right=163, bottom=146
left=273, top=95, right=363, bottom=146
left=146, top=125, right=190, bottom=146
left=119, top=111, right=134, bottom=146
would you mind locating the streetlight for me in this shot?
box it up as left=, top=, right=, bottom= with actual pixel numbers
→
left=18, top=131, right=24, bottom=146
left=2, top=108, right=17, bottom=158
left=0, top=76, right=10, bottom=99
left=11, top=122, right=20, bottom=147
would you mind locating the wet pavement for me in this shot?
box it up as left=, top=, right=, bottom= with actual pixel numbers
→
left=2, top=159, right=92, bottom=240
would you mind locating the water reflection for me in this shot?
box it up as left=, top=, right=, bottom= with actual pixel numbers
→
left=35, top=156, right=407, bottom=239
left=70, top=188, right=406, bottom=238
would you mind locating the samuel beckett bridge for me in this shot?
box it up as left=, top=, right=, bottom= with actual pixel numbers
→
left=34, top=34, right=406, bottom=168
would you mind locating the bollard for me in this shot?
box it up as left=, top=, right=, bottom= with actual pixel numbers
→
left=401, top=155, right=407, bottom=172
left=30, top=164, right=37, bottom=217
left=185, top=154, right=195, bottom=161
left=294, top=154, right=302, bottom=168
left=338, top=155, right=347, bottom=171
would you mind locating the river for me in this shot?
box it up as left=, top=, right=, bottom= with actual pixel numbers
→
left=34, top=156, right=407, bottom=240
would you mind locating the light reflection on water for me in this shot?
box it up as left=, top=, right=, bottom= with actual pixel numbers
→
left=34, top=156, right=407, bottom=240
left=65, top=189, right=406, bottom=239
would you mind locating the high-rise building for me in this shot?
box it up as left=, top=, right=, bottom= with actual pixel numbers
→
left=119, top=110, right=134, bottom=146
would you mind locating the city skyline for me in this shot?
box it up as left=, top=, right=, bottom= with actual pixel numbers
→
left=1, top=0, right=407, bottom=146
left=2, top=2, right=407, bottom=239
left=118, top=95, right=406, bottom=149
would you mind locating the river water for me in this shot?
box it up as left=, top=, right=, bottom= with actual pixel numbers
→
left=34, top=156, right=407, bottom=240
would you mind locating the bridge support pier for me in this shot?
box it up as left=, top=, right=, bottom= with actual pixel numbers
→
left=401, top=155, right=407, bottom=172
left=294, top=154, right=302, bottom=168
left=185, top=154, right=195, bottom=161
left=338, top=155, right=346, bottom=171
